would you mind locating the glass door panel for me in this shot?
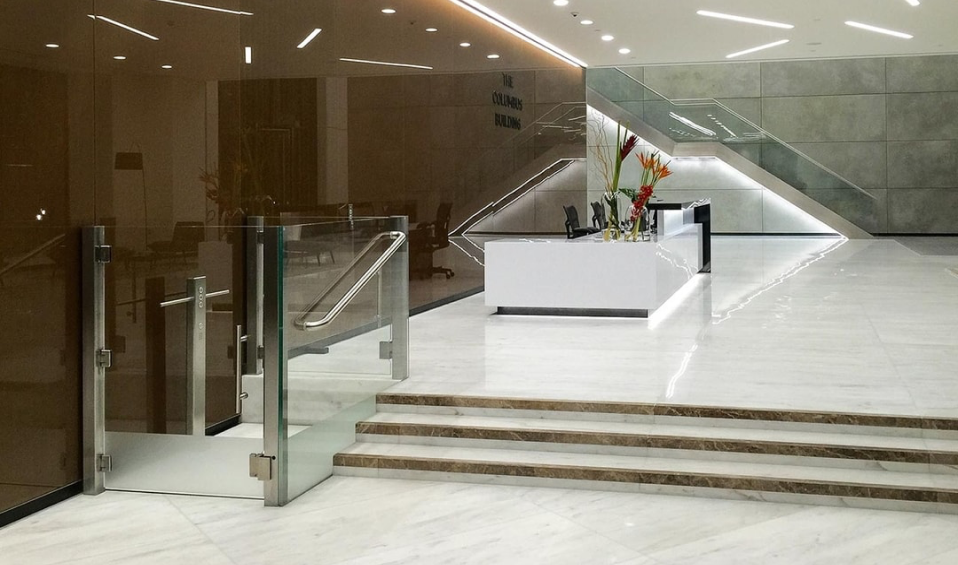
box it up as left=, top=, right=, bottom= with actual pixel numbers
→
left=101, top=225, right=262, bottom=498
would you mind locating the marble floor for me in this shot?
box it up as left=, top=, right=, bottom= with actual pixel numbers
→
left=3, top=476, right=958, bottom=564
left=394, top=236, right=958, bottom=418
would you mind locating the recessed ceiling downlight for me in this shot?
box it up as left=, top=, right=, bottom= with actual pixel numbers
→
left=553, top=0, right=569, bottom=6
left=460, top=42, right=471, bottom=47
left=381, top=8, right=396, bottom=14
left=601, top=35, right=613, bottom=41
left=845, top=21, right=913, bottom=39
left=906, top=0, right=920, bottom=5
left=580, top=19, right=593, bottom=25
left=113, top=55, right=127, bottom=60
left=426, top=27, right=438, bottom=32
left=45, top=43, right=60, bottom=48
left=618, top=48, right=631, bottom=54
left=487, top=53, right=500, bottom=59
left=161, top=65, right=173, bottom=69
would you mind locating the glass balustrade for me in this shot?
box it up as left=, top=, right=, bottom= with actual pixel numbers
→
left=587, top=67, right=879, bottom=233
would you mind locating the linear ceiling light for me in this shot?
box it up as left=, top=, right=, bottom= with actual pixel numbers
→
left=447, top=0, right=587, bottom=67
left=726, top=39, right=789, bottom=59
left=88, top=15, right=160, bottom=40
left=845, top=21, right=913, bottom=39
left=149, top=0, right=253, bottom=16
left=696, top=10, right=794, bottom=29
left=339, top=57, right=433, bottom=70
left=297, top=28, right=322, bottom=48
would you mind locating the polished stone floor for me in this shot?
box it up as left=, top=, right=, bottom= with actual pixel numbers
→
left=4, top=476, right=958, bottom=564
left=395, top=236, right=958, bottom=417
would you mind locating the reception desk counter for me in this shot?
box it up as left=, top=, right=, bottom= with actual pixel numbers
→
left=485, top=201, right=710, bottom=317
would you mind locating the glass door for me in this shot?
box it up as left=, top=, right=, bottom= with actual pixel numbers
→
left=85, top=223, right=265, bottom=498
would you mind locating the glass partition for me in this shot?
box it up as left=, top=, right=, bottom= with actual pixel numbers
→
left=587, top=67, right=880, bottom=233
left=99, top=224, right=263, bottom=497
left=265, top=217, right=408, bottom=505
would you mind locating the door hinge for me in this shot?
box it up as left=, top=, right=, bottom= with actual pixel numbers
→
left=96, top=349, right=113, bottom=369
left=97, top=454, right=113, bottom=473
left=256, top=231, right=265, bottom=244
left=249, top=453, right=274, bottom=481
left=94, top=244, right=113, bottom=264
left=379, top=341, right=393, bottom=360
left=257, top=345, right=265, bottom=360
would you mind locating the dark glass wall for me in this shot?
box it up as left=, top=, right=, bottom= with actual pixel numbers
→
left=0, top=0, right=95, bottom=515
left=0, top=0, right=586, bottom=520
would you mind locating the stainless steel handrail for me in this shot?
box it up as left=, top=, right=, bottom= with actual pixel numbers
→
left=0, top=233, right=66, bottom=279
left=294, top=230, right=406, bottom=331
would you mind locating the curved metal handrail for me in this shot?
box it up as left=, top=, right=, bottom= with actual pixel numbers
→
left=293, top=230, right=406, bottom=331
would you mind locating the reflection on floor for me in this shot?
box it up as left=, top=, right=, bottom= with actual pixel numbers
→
left=396, top=236, right=958, bottom=417
left=215, top=423, right=309, bottom=439
left=4, top=476, right=958, bottom=564
left=408, top=236, right=485, bottom=311
left=892, top=236, right=958, bottom=257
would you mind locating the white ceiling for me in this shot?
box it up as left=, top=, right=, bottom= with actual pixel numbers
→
left=478, top=0, right=958, bottom=66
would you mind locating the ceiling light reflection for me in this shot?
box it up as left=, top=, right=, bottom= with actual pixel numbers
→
left=297, top=28, right=322, bottom=49
left=149, top=0, right=252, bottom=16
left=88, top=15, right=160, bottom=41
left=339, top=57, right=433, bottom=70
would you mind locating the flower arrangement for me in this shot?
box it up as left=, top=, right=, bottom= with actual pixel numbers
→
left=621, top=151, right=672, bottom=240
left=590, top=120, right=638, bottom=240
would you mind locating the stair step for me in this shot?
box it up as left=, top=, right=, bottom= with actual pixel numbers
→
left=376, top=393, right=958, bottom=432
left=356, top=413, right=958, bottom=466
left=333, top=443, right=958, bottom=509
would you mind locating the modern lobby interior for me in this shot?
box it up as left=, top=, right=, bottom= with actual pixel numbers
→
left=3, top=0, right=958, bottom=563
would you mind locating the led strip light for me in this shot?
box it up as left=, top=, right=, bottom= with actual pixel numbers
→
left=447, top=0, right=587, bottom=68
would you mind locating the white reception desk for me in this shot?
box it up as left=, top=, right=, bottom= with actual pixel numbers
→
left=485, top=201, right=710, bottom=317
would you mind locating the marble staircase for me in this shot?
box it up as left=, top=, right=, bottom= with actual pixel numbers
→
left=334, top=393, right=958, bottom=513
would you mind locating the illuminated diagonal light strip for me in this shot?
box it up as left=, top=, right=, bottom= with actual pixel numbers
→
left=669, top=112, right=716, bottom=136
left=88, top=15, right=159, bottom=40
left=339, top=57, right=433, bottom=70
left=297, top=28, right=322, bottom=49
left=455, top=160, right=575, bottom=234
left=845, top=21, right=913, bottom=39
left=696, top=10, right=794, bottom=29
left=149, top=0, right=253, bottom=16
left=447, top=0, right=587, bottom=68
left=725, top=39, right=789, bottom=59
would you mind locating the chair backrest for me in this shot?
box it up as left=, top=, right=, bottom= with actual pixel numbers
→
left=591, top=201, right=607, bottom=230
left=171, top=221, right=205, bottom=251
left=562, top=205, right=580, bottom=238
left=433, top=202, right=453, bottom=248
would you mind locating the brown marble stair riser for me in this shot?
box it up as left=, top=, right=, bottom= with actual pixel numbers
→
left=377, top=393, right=958, bottom=431
left=333, top=453, right=958, bottom=504
left=355, top=422, right=958, bottom=465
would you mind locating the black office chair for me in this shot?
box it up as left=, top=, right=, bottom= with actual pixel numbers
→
left=563, top=205, right=600, bottom=239
left=591, top=201, right=607, bottom=230
left=410, top=202, right=455, bottom=279
left=148, top=221, right=204, bottom=265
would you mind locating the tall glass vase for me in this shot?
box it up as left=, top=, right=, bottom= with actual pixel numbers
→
left=603, top=194, right=621, bottom=241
